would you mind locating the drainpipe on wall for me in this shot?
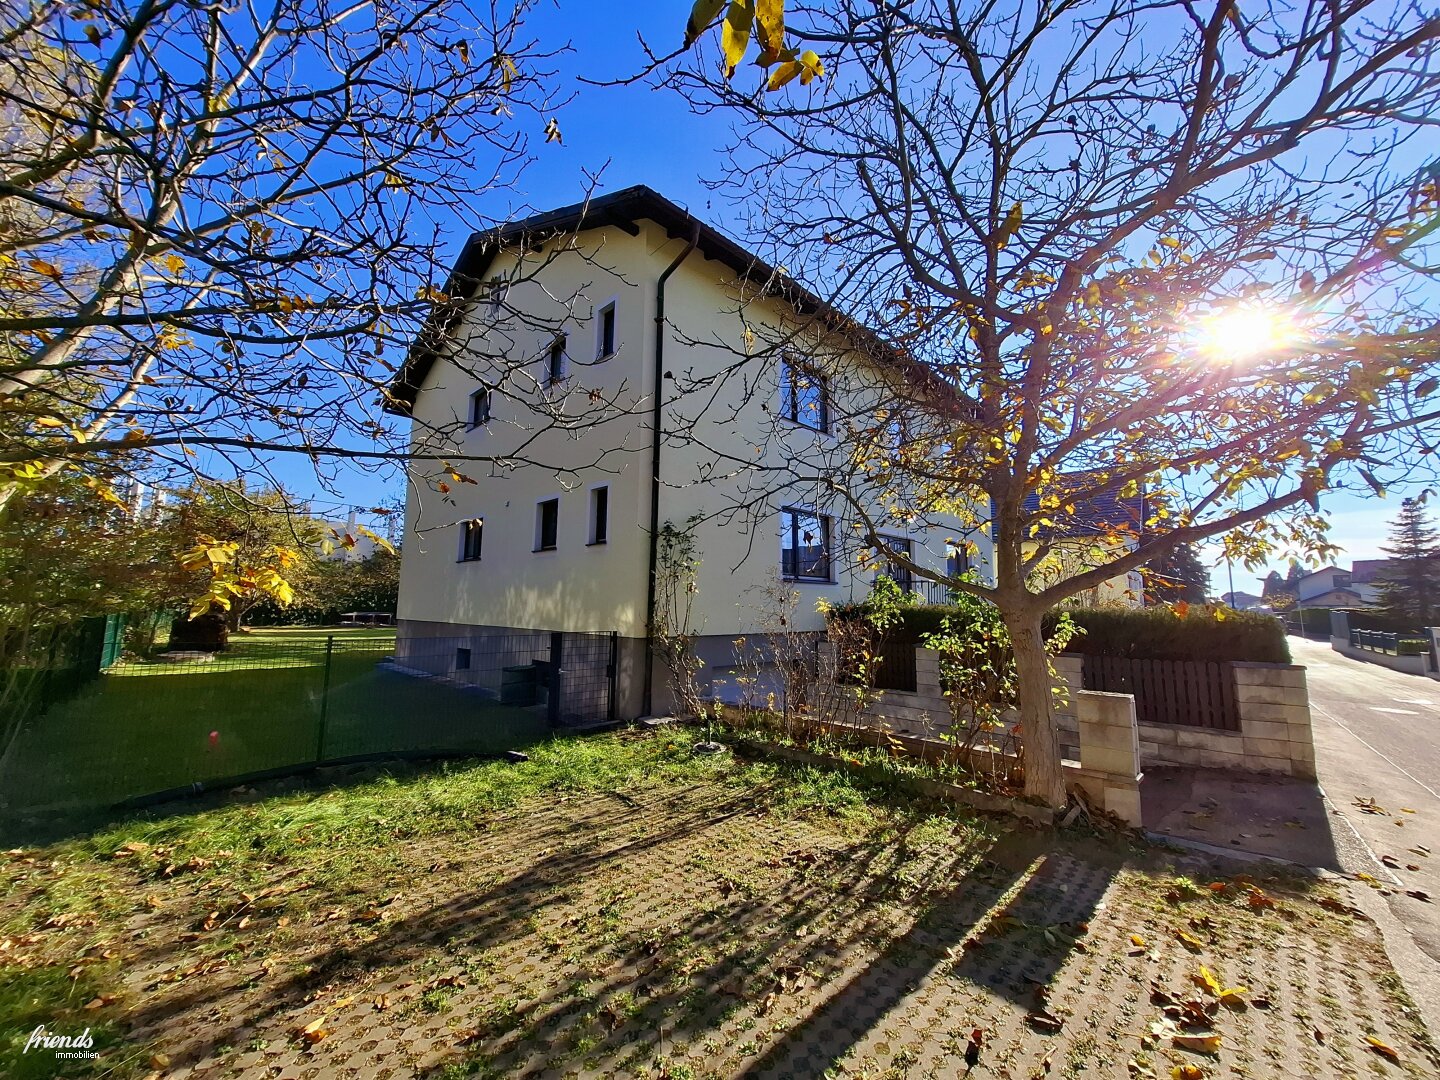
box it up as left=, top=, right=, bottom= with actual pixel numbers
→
left=643, top=225, right=700, bottom=717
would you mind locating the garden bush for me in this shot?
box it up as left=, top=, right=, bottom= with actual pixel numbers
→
left=829, top=598, right=1290, bottom=664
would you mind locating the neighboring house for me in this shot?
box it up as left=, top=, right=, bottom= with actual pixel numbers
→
left=1295, top=566, right=1364, bottom=608
left=1222, top=591, right=1264, bottom=610
left=386, top=186, right=992, bottom=717
left=317, top=510, right=379, bottom=563
left=1350, top=558, right=1396, bottom=605
left=1021, top=478, right=1144, bottom=607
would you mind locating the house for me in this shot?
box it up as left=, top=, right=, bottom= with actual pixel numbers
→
left=1294, top=566, right=1365, bottom=608
left=386, top=187, right=990, bottom=718
left=1021, top=477, right=1144, bottom=607
left=1350, top=558, right=1396, bottom=605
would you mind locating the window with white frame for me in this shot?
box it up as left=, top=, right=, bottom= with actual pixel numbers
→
left=535, top=497, right=559, bottom=552
left=458, top=518, right=483, bottom=562
left=468, top=387, right=491, bottom=428
left=780, top=358, right=829, bottom=432
left=547, top=335, right=567, bottom=385
left=588, top=486, right=609, bottom=545
left=596, top=301, right=617, bottom=360
left=876, top=535, right=914, bottom=590
left=781, top=507, right=832, bottom=582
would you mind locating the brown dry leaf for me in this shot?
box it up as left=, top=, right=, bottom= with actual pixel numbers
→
left=1366, top=1035, right=1400, bottom=1062
left=1206, top=881, right=1226, bottom=893
left=1129, top=933, right=1147, bottom=947
left=1405, top=890, right=1432, bottom=902
left=1173, top=1032, right=1222, bottom=1054
left=1026, top=1010, right=1064, bottom=1033
left=1401, top=807, right=1416, bottom=813
left=1246, top=888, right=1276, bottom=910
left=354, top=908, right=383, bottom=924
left=298, top=1018, right=329, bottom=1044
left=149, top=1053, right=171, bottom=1069
left=201, top=911, right=219, bottom=931
left=82, top=994, right=116, bottom=1010
left=1382, top=855, right=1401, bottom=868
left=1175, top=929, right=1205, bottom=951
left=144, top=895, right=162, bottom=910
left=1313, top=1025, right=1325, bottom=1044
left=1407, top=864, right=1421, bottom=872
left=1172, top=1066, right=1205, bottom=1080
left=236, top=915, right=251, bottom=930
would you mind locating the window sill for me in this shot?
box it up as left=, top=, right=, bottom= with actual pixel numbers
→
left=533, top=545, right=557, bottom=553
left=782, top=575, right=836, bottom=585
left=779, top=416, right=831, bottom=436
left=586, top=540, right=608, bottom=547
left=457, top=557, right=482, bottom=563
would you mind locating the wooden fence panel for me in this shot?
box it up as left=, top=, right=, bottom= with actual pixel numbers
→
left=1080, top=655, right=1241, bottom=731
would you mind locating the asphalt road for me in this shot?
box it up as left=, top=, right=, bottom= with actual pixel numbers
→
left=1290, top=637, right=1440, bottom=1014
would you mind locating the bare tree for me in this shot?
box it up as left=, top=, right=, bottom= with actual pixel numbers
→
left=650, top=0, right=1440, bottom=805
left=0, top=0, right=634, bottom=512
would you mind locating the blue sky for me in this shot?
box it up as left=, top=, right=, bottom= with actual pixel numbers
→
left=267, top=3, right=1405, bottom=588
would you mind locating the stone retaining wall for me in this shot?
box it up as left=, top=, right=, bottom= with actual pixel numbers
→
left=1054, top=655, right=1315, bottom=779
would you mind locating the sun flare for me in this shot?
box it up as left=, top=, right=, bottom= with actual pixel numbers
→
left=1194, top=302, right=1298, bottom=361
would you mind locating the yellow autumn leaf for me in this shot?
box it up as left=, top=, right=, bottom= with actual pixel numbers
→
left=721, top=0, right=755, bottom=79
left=994, top=202, right=1023, bottom=249
left=33, top=415, right=65, bottom=428
left=767, top=59, right=803, bottom=91
left=1129, top=933, right=1147, bottom=947
left=684, top=0, right=726, bottom=48
left=798, top=48, right=824, bottom=84
left=755, top=0, right=784, bottom=61
left=1172, top=1031, right=1222, bottom=1054
left=1172, top=1066, right=1205, bottom=1080
left=162, top=253, right=186, bottom=275
left=28, top=257, right=62, bottom=281
left=1159, top=236, right=1181, bottom=248
left=1366, top=1035, right=1400, bottom=1062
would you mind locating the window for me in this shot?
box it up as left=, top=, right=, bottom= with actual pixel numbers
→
left=946, top=544, right=971, bottom=579
left=468, top=387, right=491, bottom=428
left=455, top=647, right=471, bottom=671
left=544, top=342, right=567, bottom=388
left=458, top=518, right=483, bottom=562
left=589, top=486, right=609, bottom=545
left=485, top=277, right=507, bottom=317
left=597, top=301, right=617, bottom=359
left=781, top=507, right=832, bottom=582
left=876, top=535, right=913, bottom=590
left=780, top=358, right=829, bottom=432
left=535, top=497, right=559, bottom=551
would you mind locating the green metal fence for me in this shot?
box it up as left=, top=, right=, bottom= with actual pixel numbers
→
left=0, top=627, right=616, bottom=825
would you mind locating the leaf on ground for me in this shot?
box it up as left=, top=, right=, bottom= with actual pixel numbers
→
left=1366, top=1035, right=1400, bottom=1061
left=1401, top=807, right=1416, bottom=813
left=298, top=1019, right=329, bottom=1044
left=1405, top=890, right=1431, bottom=902
left=1130, top=933, right=1147, bottom=947
left=1172, top=1066, right=1206, bottom=1080
left=1175, top=929, right=1205, bottom=950
left=1313, top=1025, right=1325, bottom=1043
left=1381, top=855, right=1401, bottom=868
left=1026, top=1010, right=1064, bottom=1033
left=1192, top=966, right=1222, bottom=996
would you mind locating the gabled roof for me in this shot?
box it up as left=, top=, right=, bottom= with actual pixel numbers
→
left=385, top=185, right=959, bottom=416
left=1295, top=565, right=1347, bottom=585
left=1022, top=473, right=1146, bottom=539
left=1350, top=558, right=1395, bottom=585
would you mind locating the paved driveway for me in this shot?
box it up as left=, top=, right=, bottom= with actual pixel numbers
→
left=1291, top=636, right=1440, bottom=1007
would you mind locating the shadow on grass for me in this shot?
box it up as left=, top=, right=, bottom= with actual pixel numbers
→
left=81, top=765, right=1119, bottom=1079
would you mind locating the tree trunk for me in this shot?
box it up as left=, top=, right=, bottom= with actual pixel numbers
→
left=1004, top=605, right=1067, bottom=808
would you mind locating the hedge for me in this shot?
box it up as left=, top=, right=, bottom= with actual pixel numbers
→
left=829, top=601, right=1291, bottom=664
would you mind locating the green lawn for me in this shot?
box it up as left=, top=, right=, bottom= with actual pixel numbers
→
left=0, top=628, right=549, bottom=824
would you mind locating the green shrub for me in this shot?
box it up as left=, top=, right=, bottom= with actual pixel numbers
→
left=829, top=600, right=1289, bottom=664
left=1283, top=607, right=1339, bottom=637
left=1398, top=638, right=1429, bottom=656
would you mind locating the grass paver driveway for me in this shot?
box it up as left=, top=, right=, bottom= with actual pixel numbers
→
left=2, top=731, right=1436, bottom=1078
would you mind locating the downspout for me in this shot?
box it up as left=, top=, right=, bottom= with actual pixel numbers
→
left=643, top=225, right=700, bottom=716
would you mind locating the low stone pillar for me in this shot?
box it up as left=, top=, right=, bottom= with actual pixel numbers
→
left=1329, top=609, right=1350, bottom=647
left=1231, top=663, right=1317, bottom=780
left=1071, top=689, right=1143, bottom=827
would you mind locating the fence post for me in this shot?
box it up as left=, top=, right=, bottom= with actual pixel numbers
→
left=608, top=631, right=619, bottom=722
left=548, top=631, right=563, bottom=727
left=315, top=635, right=335, bottom=763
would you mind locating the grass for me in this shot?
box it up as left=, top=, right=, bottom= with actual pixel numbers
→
left=0, top=628, right=546, bottom=823
left=2, top=730, right=1434, bottom=1078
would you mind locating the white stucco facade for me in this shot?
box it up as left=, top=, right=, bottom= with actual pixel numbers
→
left=392, top=193, right=991, bottom=715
